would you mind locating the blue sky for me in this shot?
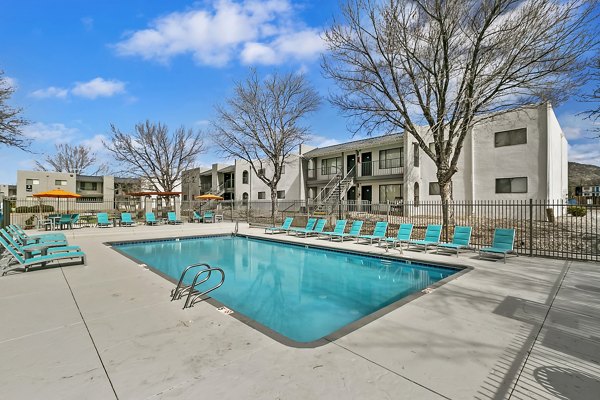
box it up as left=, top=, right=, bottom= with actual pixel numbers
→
left=0, top=0, right=598, bottom=184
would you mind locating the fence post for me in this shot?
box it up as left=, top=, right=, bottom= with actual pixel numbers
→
left=1, top=199, right=9, bottom=228
left=529, top=199, right=533, bottom=257
left=386, top=201, right=390, bottom=223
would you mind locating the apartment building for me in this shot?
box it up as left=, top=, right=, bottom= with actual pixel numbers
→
left=182, top=152, right=306, bottom=202
left=0, top=184, right=17, bottom=200
left=304, top=103, right=568, bottom=205
left=15, top=170, right=141, bottom=203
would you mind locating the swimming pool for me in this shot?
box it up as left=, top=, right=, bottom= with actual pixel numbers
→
left=112, top=235, right=461, bottom=345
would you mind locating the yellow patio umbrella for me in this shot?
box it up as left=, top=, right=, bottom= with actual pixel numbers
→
left=195, top=194, right=224, bottom=200
left=33, top=189, right=81, bottom=219
left=194, top=194, right=224, bottom=218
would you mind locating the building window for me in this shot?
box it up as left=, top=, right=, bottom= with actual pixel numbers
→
left=495, top=128, right=527, bottom=147
left=55, top=180, right=67, bottom=186
left=183, top=194, right=188, bottom=201
left=429, top=182, right=440, bottom=195
left=79, top=182, right=98, bottom=191
left=414, top=182, right=419, bottom=206
left=496, top=177, right=528, bottom=193
left=379, top=148, right=403, bottom=169
left=379, top=184, right=402, bottom=202
left=258, top=191, right=266, bottom=199
left=321, top=157, right=342, bottom=175
left=242, top=192, right=249, bottom=204
left=257, top=168, right=265, bottom=177
left=25, top=179, right=39, bottom=185
left=280, top=165, right=285, bottom=174
left=277, top=190, right=285, bottom=199
left=242, top=170, right=249, bottom=184
left=413, top=143, right=419, bottom=167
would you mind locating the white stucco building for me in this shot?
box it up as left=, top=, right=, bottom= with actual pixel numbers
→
left=304, top=103, right=568, bottom=205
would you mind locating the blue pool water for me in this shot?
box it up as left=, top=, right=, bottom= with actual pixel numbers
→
left=114, top=235, right=458, bottom=343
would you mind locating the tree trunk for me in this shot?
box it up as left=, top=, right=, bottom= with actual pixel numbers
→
left=270, top=187, right=278, bottom=226
left=438, top=180, right=454, bottom=242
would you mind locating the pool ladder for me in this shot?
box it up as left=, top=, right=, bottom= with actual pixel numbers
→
left=170, top=263, right=225, bottom=309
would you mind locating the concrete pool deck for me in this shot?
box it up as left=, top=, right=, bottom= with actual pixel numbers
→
left=1, top=223, right=599, bottom=399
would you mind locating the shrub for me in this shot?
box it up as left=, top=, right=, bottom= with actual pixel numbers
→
left=567, top=206, right=587, bottom=217
left=14, top=205, right=55, bottom=213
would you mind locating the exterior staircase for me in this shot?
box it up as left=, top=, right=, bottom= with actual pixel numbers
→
left=313, top=166, right=355, bottom=214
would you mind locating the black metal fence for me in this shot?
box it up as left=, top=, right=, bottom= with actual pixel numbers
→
left=197, top=199, right=598, bottom=262
left=6, top=198, right=598, bottom=261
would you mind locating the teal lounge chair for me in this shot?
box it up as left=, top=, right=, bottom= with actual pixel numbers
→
left=120, top=213, right=135, bottom=227
left=294, top=219, right=327, bottom=238
left=357, top=221, right=388, bottom=245
left=288, top=218, right=317, bottom=235
left=167, top=212, right=182, bottom=225
left=437, top=226, right=472, bottom=257
left=203, top=211, right=214, bottom=223
left=1, top=229, right=79, bottom=258
left=331, top=220, right=363, bottom=242
left=479, top=228, right=517, bottom=263
left=145, top=212, right=158, bottom=226
left=265, top=217, right=293, bottom=234
left=319, top=220, right=347, bottom=239
left=381, top=223, right=413, bottom=251
left=7, top=225, right=66, bottom=246
left=97, top=213, right=112, bottom=228
left=57, top=214, right=74, bottom=230
left=0, top=236, right=86, bottom=275
left=407, top=225, right=442, bottom=253
left=192, top=211, right=202, bottom=223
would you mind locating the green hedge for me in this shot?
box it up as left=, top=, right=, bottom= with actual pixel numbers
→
left=14, top=205, right=55, bottom=213
left=567, top=206, right=587, bottom=217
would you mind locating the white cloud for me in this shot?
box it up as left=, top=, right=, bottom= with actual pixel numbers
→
left=307, top=135, right=340, bottom=148
left=114, top=0, right=324, bottom=67
left=3, top=76, right=17, bottom=89
left=72, top=77, right=126, bottom=99
left=569, top=142, right=600, bottom=166
left=558, top=113, right=600, bottom=140
left=30, top=86, right=69, bottom=99
left=81, top=17, right=94, bottom=31
left=22, top=122, right=79, bottom=144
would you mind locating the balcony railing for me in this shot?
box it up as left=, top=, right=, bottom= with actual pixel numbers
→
left=359, top=159, right=403, bottom=177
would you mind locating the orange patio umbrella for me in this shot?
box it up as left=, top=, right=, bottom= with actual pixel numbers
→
left=33, top=188, right=81, bottom=199
left=33, top=189, right=81, bottom=216
left=195, top=194, right=224, bottom=200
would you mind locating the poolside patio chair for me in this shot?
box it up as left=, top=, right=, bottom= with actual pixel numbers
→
left=145, top=212, right=159, bottom=226
left=293, top=219, right=327, bottom=238
left=1, top=229, right=79, bottom=259
left=288, top=218, right=317, bottom=236
left=192, top=211, right=203, bottom=223
left=381, top=223, right=413, bottom=251
left=203, top=211, right=214, bottom=223
left=479, top=228, right=517, bottom=263
left=407, top=225, right=442, bottom=253
left=0, top=236, right=86, bottom=276
left=356, top=221, right=389, bottom=245
left=97, top=213, right=112, bottom=228
left=331, top=220, right=364, bottom=242
left=120, top=213, right=135, bottom=227
left=265, top=217, right=293, bottom=234
left=436, top=226, right=472, bottom=257
left=6, top=225, right=66, bottom=246
left=318, top=220, right=347, bottom=240
left=70, top=214, right=80, bottom=229
left=167, top=212, right=183, bottom=225
left=56, top=214, right=74, bottom=230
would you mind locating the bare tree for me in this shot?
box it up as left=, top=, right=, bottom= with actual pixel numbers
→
left=582, top=52, right=600, bottom=136
left=105, top=120, right=205, bottom=193
left=35, top=143, right=110, bottom=175
left=0, top=70, right=29, bottom=150
left=211, top=70, right=320, bottom=222
left=323, top=0, right=595, bottom=229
